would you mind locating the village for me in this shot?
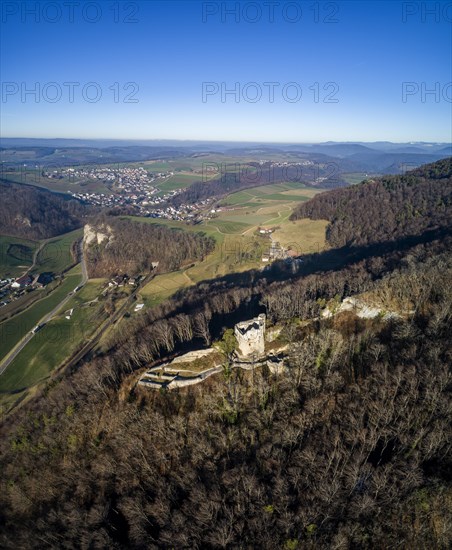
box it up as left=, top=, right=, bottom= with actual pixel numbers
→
left=58, top=165, right=220, bottom=221
left=0, top=272, right=54, bottom=308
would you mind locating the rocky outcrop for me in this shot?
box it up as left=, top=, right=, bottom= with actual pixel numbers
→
left=83, top=223, right=113, bottom=246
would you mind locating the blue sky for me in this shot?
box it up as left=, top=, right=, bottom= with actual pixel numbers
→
left=1, top=0, right=451, bottom=142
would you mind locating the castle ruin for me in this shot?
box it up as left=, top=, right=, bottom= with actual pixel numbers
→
left=234, top=314, right=266, bottom=359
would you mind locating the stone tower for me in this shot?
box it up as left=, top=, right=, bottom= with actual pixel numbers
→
left=234, top=314, right=266, bottom=359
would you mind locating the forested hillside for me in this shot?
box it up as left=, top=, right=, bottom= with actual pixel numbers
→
left=0, top=241, right=450, bottom=549
left=0, top=180, right=86, bottom=239
left=0, top=160, right=451, bottom=548
left=84, top=217, right=215, bottom=277
left=171, top=161, right=348, bottom=207
left=290, top=157, right=452, bottom=247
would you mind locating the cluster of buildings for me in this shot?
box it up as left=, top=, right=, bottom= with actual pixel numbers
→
left=69, top=185, right=186, bottom=215
left=147, top=197, right=216, bottom=222
left=57, top=165, right=216, bottom=220
left=101, top=272, right=156, bottom=296
left=0, top=278, right=15, bottom=306
left=257, top=160, right=314, bottom=167
left=0, top=272, right=54, bottom=307
left=103, top=273, right=141, bottom=292
left=47, top=165, right=168, bottom=186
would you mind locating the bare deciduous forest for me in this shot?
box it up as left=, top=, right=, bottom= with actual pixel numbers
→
left=291, top=158, right=452, bottom=248
left=0, top=159, right=451, bottom=548
left=85, top=216, right=215, bottom=277
left=0, top=179, right=86, bottom=239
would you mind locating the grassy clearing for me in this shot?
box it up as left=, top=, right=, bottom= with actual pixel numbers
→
left=139, top=232, right=268, bottom=304
left=122, top=216, right=224, bottom=243
left=1, top=170, right=112, bottom=195
left=0, top=279, right=62, bottom=323
left=222, top=183, right=321, bottom=204
left=0, top=266, right=81, bottom=363
left=272, top=219, right=328, bottom=254
left=219, top=212, right=281, bottom=226
left=0, top=227, right=81, bottom=280
left=123, top=182, right=328, bottom=306
left=0, top=280, right=106, bottom=396
left=140, top=270, right=192, bottom=307
left=256, top=192, right=310, bottom=201
left=341, top=173, right=377, bottom=185
left=206, top=219, right=251, bottom=234
left=0, top=235, right=39, bottom=278
left=34, top=228, right=83, bottom=274
left=157, top=172, right=204, bottom=192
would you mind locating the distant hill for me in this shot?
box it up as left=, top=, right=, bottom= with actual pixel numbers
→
left=436, top=146, right=452, bottom=156
left=1, top=141, right=450, bottom=174
left=315, top=143, right=379, bottom=157
left=388, top=146, right=428, bottom=154
left=0, top=179, right=86, bottom=239
left=291, top=157, right=452, bottom=247
left=346, top=151, right=448, bottom=173
left=0, top=146, right=187, bottom=167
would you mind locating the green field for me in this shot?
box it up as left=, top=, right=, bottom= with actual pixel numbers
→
left=122, top=216, right=225, bottom=243
left=0, top=279, right=61, bottom=324
left=139, top=232, right=268, bottom=305
left=0, top=235, right=39, bottom=278
left=33, top=228, right=83, bottom=274
left=143, top=154, right=267, bottom=173
left=0, top=266, right=81, bottom=363
left=272, top=219, right=328, bottom=254
left=156, top=172, right=205, bottom=193
left=341, top=173, right=379, bottom=185
left=125, top=181, right=328, bottom=303
left=0, top=228, right=81, bottom=280
left=206, top=219, right=252, bottom=234
left=1, top=170, right=113, bottom=195
left=220, top=183, right=320, bottom=208
left=140, top=270, right=193, bottom=307
left=220, top=211, right=281, bottom=226
left=0, top=279, right=107, bottom=402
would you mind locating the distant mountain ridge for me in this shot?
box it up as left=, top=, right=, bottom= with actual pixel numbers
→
left=1, top=140, right=450, bottom=176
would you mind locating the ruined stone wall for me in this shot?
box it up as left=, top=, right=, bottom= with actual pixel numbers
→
left=234, top=314, right=266, bottom=358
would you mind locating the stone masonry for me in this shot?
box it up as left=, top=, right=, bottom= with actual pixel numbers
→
left=234, top=314, right=266, bottom=359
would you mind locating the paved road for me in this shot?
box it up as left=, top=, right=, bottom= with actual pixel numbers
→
left=0, top=241, right=87, bottom=376
left=59, top=273, right=154, bottom=375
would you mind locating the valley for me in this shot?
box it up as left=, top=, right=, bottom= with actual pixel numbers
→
left=0, top=147, right=450, bottom=550
left=2, top=2, right=451, bottom=546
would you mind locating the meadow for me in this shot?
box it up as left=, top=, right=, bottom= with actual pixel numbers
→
left=1, top=169, right=112, bottom=195
left=134, top=181, right=328, bottom=305
left=33, top=228, right=83, bottom=274
left=0, top=265, right=81, bottom=360
left=156, top=172, right=205, bottom=193
left=341, top=172, right=379, bottom=185
left=0, top=235, right=39, bottom=278
left=0, top=277, right=106, bottom=393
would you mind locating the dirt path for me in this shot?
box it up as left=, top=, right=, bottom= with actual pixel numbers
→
left=22, top=238, right=49, bottom=277
left=182, top=271, right=194, bottom=285
left=241, top=205, right=293, bottom=236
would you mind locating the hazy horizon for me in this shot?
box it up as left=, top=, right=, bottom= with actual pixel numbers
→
left=1, top=1, right=451, bottom=142
left=1, top=137, right=450, bottom=146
